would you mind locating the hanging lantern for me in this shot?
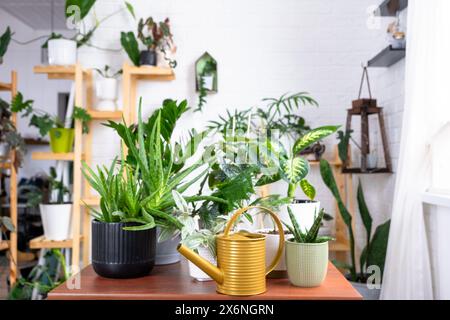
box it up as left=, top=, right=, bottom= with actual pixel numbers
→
left=342, top=67, right=392, bottom=173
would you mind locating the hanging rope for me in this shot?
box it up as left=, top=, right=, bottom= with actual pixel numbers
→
left=358, top=65, right=372, bottom=99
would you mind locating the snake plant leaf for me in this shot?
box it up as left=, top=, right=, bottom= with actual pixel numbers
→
left=281, top=156, right=309, bottom=185
left=120, top=31, right=140, bottom=66
left=300, top=179, right=316, bottom=200
left=366, top=220, right=390, bottom=277
left=293, top=125, right=340, bottom=154
left=315, top=236, right=335, bottom=243
left=305, top=208, right=325, bottom=242
left=357, top=179, right=372, bottom=255
left=65, top=0, right=96, bottom=20
left=287, top=206, right=305, bottom=242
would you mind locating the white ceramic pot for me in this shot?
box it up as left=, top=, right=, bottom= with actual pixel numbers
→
left=188, top=246, right=216, bottom=281
left=0, top=143, right=10, bottom=158
left=259, top=230, right=292, bottom=272
left=367, top=153, right=378, bottom=169
left=286, top=240, right=328, bottom=287
left=39, top=203, right=72, bottom=240
left=48, top=39, right=77, bottom=66
left=202, top=75, right=214, bottom=91
left=280, top=200, right=321, bottom=232
left=95, top=77, right=118, bottom=111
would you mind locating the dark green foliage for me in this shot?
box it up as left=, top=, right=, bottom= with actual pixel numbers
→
left=320, top=159, right=391, bottom=283
left=120, top=31, right=140, bottom=66
left=0, top=27, right=12, bottom=63
left=65, top=0, right=96, bottom=20
left=337, top=129, right=353, bottom=164
left=73, top=106, right=92, bottom=134
left=27, top=167, right=70, bottom=206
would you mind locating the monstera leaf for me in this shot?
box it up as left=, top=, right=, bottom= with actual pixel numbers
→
left=293, top=125, right=340, bottom=154
left=281, top=156, right=309, bottom=185
left=120, top=31, right=140, bottom=66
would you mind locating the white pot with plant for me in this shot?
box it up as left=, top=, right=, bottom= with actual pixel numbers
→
left=29, top=167, right=72, bottom=241
left=257, top=125, right=339, bottom=273
left=284, top=207, right=333, bottom=287
left=94, top=65, right=122, bottom=111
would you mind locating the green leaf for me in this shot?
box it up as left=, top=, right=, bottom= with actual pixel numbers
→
left=73, top=106, right=92, bottom=134
left=281, top=156, right=309, bottom=185
left=30, top=114, right=55, bottom=137
left=255, top=172, right=281, bottom=186
left=0, top=216, right=15, bottom=232
left=337, top=130, right=352, bottom=164
left=357, top=178, right=372, bottom=271
left=11, top=92, right=34, bottom=116
left=124, top=1, right=135, bottom=19
left=305, top=208, right=324, bottom=242
left=293, top=125, right=340, bottom=154
left=300, top=179, right=316, bottom=200
left=65, top=0, right=96, bottom=20
left=120, top=31, right=140, bottom=66
left=366, top=220, right=390, bottom=277
left=0, top=27, right=12, bottom=60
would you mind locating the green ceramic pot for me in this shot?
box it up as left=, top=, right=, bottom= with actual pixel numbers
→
left=49, top=128, right=74, bottom=153
left=285, top=240, right=328, bottom=287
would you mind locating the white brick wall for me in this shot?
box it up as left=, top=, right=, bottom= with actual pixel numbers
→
left=1, top=0, right=406, bottom=262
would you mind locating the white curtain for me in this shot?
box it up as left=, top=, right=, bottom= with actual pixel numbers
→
left=381, top=0, right=450, bottom=300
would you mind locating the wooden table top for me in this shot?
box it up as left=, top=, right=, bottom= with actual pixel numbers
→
left=48, top=260, right=362, bottom=300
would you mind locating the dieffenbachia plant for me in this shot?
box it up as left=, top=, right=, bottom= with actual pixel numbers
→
left=257, top=125, right=340, bottom=200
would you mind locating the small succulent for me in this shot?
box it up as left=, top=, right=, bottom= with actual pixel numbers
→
left=284, top=206, right=334, bottom=244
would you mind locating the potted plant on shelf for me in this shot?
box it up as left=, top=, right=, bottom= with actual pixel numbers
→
left=320, top=159, right=391, bottom=300
left=105, top=99, right=224, bottom=265
left=0, top=94, right=28, bottom=168
left=284, top=206, right=333, bottom=287
left=27, top=167, right=72, bottom=241
left=121, top=16, right=176, bottom=67
left=94, top=65, right=122, bottom=111
left=28, top=106, right=91, bottom=153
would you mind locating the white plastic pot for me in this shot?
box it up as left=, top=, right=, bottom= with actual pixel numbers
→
left=39, top=203, right=72, bottom=241
left=48, top=39, right=77, bottom=66
left=95, top=77, right=118, bottom=111
left=367, top=153, right=378, bottom=169
left=188, top=246, right=216, bottom=281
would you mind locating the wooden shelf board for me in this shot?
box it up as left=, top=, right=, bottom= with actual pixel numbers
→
left=0, top=82, right=12, bottom=91
left=375, top=0, right=408, bottom=16
left=342, top=167, right=392, bottom=174
left=81, top=197, right=100, bottom=206
left=32, top=152, right=76, bottom=161
left=368, top=45, right=405, bottom=68
left=29, top=235, right=83, bottom=249
left=128, top=66, right=175, bottom=80
left=88, top=110, right=123, bottom=120
left=0, top=161, right=12, bottom=169
left=0, top=240, right=10, bottom=251
left=33, top=65, right=87, bottom=80
left=309, top=160, right=341, bottom=167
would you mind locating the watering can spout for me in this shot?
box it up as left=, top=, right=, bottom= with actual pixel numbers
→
left=177, top=244, right=224, bottom=284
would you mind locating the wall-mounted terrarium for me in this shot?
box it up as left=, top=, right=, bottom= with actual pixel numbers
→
left=195, top=52, right=217, bottom=92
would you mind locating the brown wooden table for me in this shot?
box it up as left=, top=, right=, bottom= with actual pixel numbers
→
left=48, top=260, right=362, bottom=300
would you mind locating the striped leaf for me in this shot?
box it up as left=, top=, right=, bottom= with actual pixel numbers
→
left=281, top=156, right=309, bottom=185
left=300, top=179, right=316, bottom=200
left=293, top=125, right=340, bottom=153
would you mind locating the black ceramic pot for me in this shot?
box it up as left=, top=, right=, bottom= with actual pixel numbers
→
left=139, top=50, right=157, bottom=66
left=92, top=220, right=156, bottom=279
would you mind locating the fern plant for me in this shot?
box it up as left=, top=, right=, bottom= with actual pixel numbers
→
left=284, top=206, right=333, bottom=243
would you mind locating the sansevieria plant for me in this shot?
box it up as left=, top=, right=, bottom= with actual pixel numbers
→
left=284, top=207, right=332, bottom=287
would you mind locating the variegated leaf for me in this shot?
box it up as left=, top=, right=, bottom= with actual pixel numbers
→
left=300, top=179, right=316, bottom=200
left=281, top=156, right=309, bottom=185
left=293, top=125, right=340, bottom=153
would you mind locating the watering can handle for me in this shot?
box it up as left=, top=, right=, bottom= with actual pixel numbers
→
left=223, top=206, right=285, bottom=276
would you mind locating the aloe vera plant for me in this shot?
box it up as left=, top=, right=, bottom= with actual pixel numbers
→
left=283, top=206, right=333, bottom=244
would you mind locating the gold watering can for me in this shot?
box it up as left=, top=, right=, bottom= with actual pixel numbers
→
left=177, top=206, right=284, bottom=296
